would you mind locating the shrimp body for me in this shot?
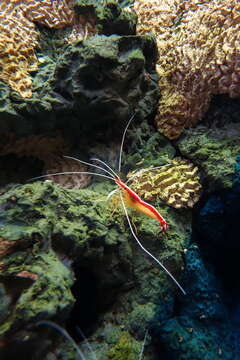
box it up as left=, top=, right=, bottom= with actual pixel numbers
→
left=115, top=178, right=168, bottom=232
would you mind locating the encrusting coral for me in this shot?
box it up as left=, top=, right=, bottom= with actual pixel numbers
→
left=127, top=158, right=201, bottom=209
left=0, top=0, right=96, bottom=98
left=134, top=0, right=240, bottom=139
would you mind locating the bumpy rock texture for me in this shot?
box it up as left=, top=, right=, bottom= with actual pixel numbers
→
left=176, top=97, right=240, bottom=191
left=1, top=1, right=240, bottom=359
left=0, top=176, right=188, bottom=359
left=134, top=0, right=240, bottom=139
left=0, top=0, right=139, bottom=98
left=0, top=0, right=77, bottom=98
left=0, top=0, right=159, bottom=185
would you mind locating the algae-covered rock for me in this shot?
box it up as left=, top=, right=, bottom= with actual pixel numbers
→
left=0, top=0, right=159, bottom=144
left=74, top=0, right=137, bottom=35
left=177, top=122, right=240, bottom=190
left=49, top=34, right=159, bottom=134
left=0, top=170, right=189, bottom=358
left=107, top=331, right=141, bottom=360
left=121, top=121, right=176, bottom=172
left=0, top=32, right=159, bottom=182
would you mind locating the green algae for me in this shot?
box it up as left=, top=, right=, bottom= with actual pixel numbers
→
left=127, top=302, right=156, bottom=338
left=121, top=121, right=176, bottom=173
left=0, top=0, right=158, bottom=146
left=0, top=118, right=192, bottom=357
left=0, top=166, right=189, bottom=356
left=0, top=181, right=125, bottom=336
left=177, top=123, right=240, bottom=190
left=74, top=0, right=137, bottom=35
left=107, top=331, right=141, bottom=360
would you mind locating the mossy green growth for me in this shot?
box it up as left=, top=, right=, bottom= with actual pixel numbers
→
left=0, top=180, right=124, bottom=337
left=0, top=173, right=190, bottom=353
left=74, top=0, right=137, bottom=35
left=177, top=123, right=240, bottom=190
left=127, top=302, right=156, bottom=338
left=0, top=82, right=23, bottom=133
left=107, top=331, right=141, bottom=360
left=0, top=249, right=74, bottom=335
left=122, top=121, right=176, bottom=173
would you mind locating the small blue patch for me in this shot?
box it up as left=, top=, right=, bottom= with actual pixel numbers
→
left=233, top=154, right=240, bottom=186
left=199, top=195, right=224, bottom=217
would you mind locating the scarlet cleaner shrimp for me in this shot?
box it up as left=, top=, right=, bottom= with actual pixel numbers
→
left=31, top=114, right=186, bottom=295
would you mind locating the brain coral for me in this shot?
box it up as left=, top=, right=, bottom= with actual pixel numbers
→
left=134, top=0, right=240, bottom=139
left=128, top=158, right=201, bottom=208
left=0, top=0, right=96, bottom=98
left=0, top=2, right=39, bottom=98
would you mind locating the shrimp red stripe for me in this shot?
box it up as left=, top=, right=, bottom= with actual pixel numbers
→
left=115, top=178, right=168, bottom=231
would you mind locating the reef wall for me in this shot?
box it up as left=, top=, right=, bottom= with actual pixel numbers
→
left=0, top=1, right=240, bottom=360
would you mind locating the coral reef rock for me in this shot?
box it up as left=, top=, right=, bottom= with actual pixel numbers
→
left=177, top=122, right=240, bottom=191
left=0, top=134, right=92, bottom=188
left=0, top=0, right=77, bottom=98
left=134, top=0, right=240, bottom=139
left=0, top=33, right=158, bottom=143
left=0, top=0, right=132, bottom=98
left=0, top=175, right=188, bottom=358
left=51, top=34, right=159, bottom=129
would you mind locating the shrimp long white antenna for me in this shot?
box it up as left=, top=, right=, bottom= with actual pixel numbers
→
left=36, top=321, right=87, bottom=360
left=118, top=113, right=136, bottom=173
left=29, top=171, right=115, bottom=182
left=63, top=155, right=116, bottom=180
left=90, top=157, right=119, bottom=180
left=119, top=193, right=186, bottom=295
left=139, top=329, right=148, bottom=360
left=76, top=326, right=98, bottom=360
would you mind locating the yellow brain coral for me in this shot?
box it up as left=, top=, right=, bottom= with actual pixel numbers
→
left=134, top=0, right=240, bottom=139
left=0, top=2, right=39, bottom=98
left=128, top=158, right=201, bottom=209
left=0, top=0, right=96, bottom=98
left=22, top=0, right=74, bottom=28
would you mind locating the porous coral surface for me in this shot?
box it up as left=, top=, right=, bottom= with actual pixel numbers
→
left=134, top=0, right=240, bottom=139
